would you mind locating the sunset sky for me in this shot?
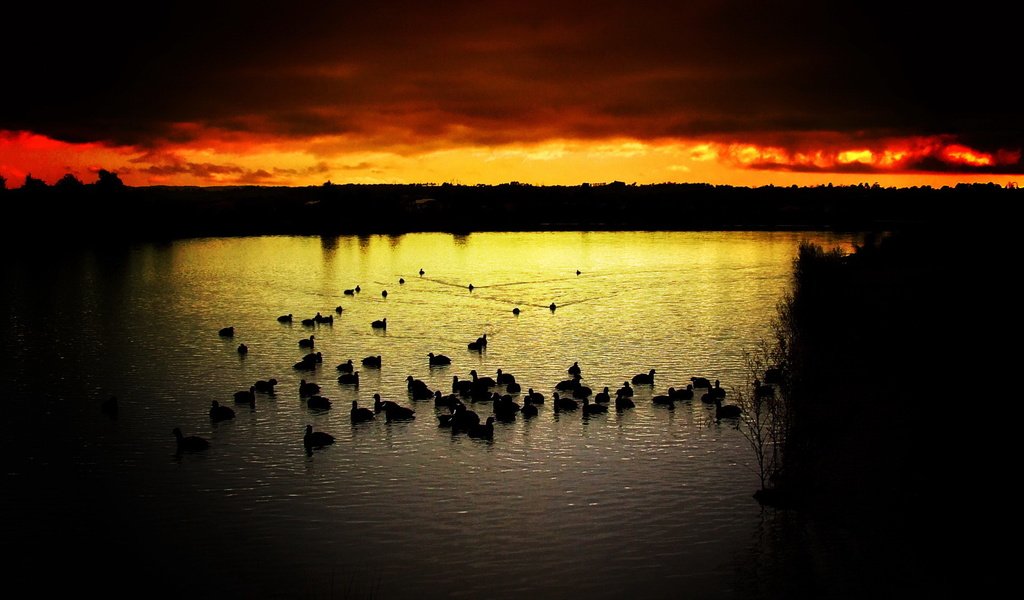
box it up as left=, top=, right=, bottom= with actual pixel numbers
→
left=2, top=1, right=1018, bottom=188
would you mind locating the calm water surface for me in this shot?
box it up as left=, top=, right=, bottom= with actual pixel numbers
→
left=2, top=231, right=858, bottom=599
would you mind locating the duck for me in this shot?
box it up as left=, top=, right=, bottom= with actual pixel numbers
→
left=451, top=404, right=481, bottom=432
left=218, top=326, right=234, bottom=337
left=521, top=397, right=538, bottom=418
left=715, top=398, right=742, bottom=421
left=553, top=392, right=578, bottom=412
left=567, top=362, right=582, bottom=377
left=525, top=388, right=545, bottom=404
left=467, top=416, right=495, bottom=439
left=615, top=393, right=635, bottom=412
left=338, top=372, right=359, bottom=386
left=210, top=401, right=235, bottom=422
left=362, top=355, right=382, bottom=368
left=384, top=401, right=416, bottom=422
left=277, top=314, right=293, bottom=323
left=173, top=427, right=209, bottom=452
left=616, top=382, right=634, bottom=397
left=303, top=424, right=335, bottom=449
left=101, top=395, right=119, bottom=417
left=582, top=397, right=608, bottom=416
left=253, top=378, right=277, bottom=393
left=298, top=335, right=315, bottom=348
left=669, top=385, right=695, bottom=400
left=632, top=369, right=656, bottom=385
left=351, top=400, right=375, bottom=423
left=307, top=395, right=332, bottom=410
left=495, top=369, right=516, bottom=385
left=337, top=359, right=354, bottom=373
left=691, top=376, right=712, bottom=389
left=469, top=370, right=496, bottom=389
left=234, top=387, right=256, bottom=405
left=299, top=379, right=320, bottom=397
left=428, top=352, right=452, bottom=366
left=452, top=376, right=474, bottom=396
left=237, top=343, right=248, bottom=355
left=371, top=318, right=387, bottom=329
left=594, top=387, right=610, bottom=403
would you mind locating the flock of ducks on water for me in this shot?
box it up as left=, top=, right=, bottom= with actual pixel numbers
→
left=153, top=269, right=755, bottom=455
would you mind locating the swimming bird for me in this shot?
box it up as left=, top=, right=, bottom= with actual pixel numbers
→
left=572, top=383, right=593, bottom=400
left=234, top=387, right=256, bottom=405
left=616, top=382, right=634, bottom=397
left=505, top=381, right=521, bottom=394
left=706, top=380, right=726, bottom=400
left=434, top=390, right=461, bottom=409
left=382, top=290, right=388, bottom=298
left=451, top=404, right=481, bottom=432
left=525, top=388, right=545, bottom=404
left=429, top=352, right=452, bottom=366
left=299, top=335, right=315, bottom=348
left=512, top=307, right=520, bottom=315
left=556, top=376, right=580, bottom=391
left=371, top=318, right=387, bottom=329
left=615, top=393, right=635, bottom=412
left=468, top=416, right=495, bottom=440
left=582, top=397, right=607, bottom=416
left=237, top=343, right=248, bottom=355
left=277, top=314, right=293, bottom=323
left=210, top=400, right=235, bottom=422
left=714, top=398, right=742, bottom=421
left=452, top=376, right=474, bottom=396
left=351, top=400, right=375, bottom=423
left=567, top=362, right=582, bottom=377
left=337, top=359, right=354, bottom=373
left=549, top=303, right=557, bottom=311
left=521, top=397, right=538, bottom=418
left=315, top=313, right=333, bottom=324
left=469, top=370, right=496, bottom=389
left=632, top=369, right=656, bottom=385
left=307, top=395, right=332, bottom=410
left=253, top=378, right=277, bottom=393
left=468, top=283, right=474, bottom=291
left=362, top=355, right=382, bottom=368
left=553, top=392, right=578, bottom=412
left=496, top=369, right=516, bottom=385
left=303, top=424, right=335, bottom=449
left=576, top=269, right=581, bottom=275
left=383, top=400, right=416, bottom=422
left=594, top=387, right=610, bottom=403
left=493, top=395, right=521, bottom=419
left=467, top=333, right=488, bottom=351
left=301, top=318, right=316, bottom=326
left=355, top=285, right=361, bottom=292
left=669, top=385, right=695, bottom=400
left=419, top=268, right=425, bottom=275
left=344, top=289, right=355, bottom=295
left=335, top=305, right=344, bottom=314
left=652, top=394, right=675, bottom=407
left=399, top=277, right=405, bottom=284
left=338, top=372, right=359, bottom=385
left=691, top=377, right=712, bottom=389
left=173, top=428, right=209, bottom=452
left=219, top=326, right=234, bottom=337
left=299, top=379, right=320, bottom=397
left=373, top=393, right=401, bottom=413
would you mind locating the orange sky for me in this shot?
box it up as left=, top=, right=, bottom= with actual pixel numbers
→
left=2, top=2, right=1019, bottom=189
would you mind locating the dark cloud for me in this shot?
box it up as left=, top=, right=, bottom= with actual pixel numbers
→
left=3, top=1, right=1019, bottom=171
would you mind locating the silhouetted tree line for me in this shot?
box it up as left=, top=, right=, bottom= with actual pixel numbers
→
left=0, top=175, right=1015, bottom=242
left=757, top=231, right=954, bottom=595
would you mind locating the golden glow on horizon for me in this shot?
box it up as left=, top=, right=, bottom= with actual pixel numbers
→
left=1, top=129, right=1020, bottom=190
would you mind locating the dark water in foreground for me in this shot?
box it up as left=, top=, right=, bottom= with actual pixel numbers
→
left=2, top=231, right=862, bottom=599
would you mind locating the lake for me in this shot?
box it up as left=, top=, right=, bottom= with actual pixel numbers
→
left=1, top=231, right=859, bottom=599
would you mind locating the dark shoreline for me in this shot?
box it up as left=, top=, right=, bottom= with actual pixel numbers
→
left=3, top=181, right=1010, bottom=243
